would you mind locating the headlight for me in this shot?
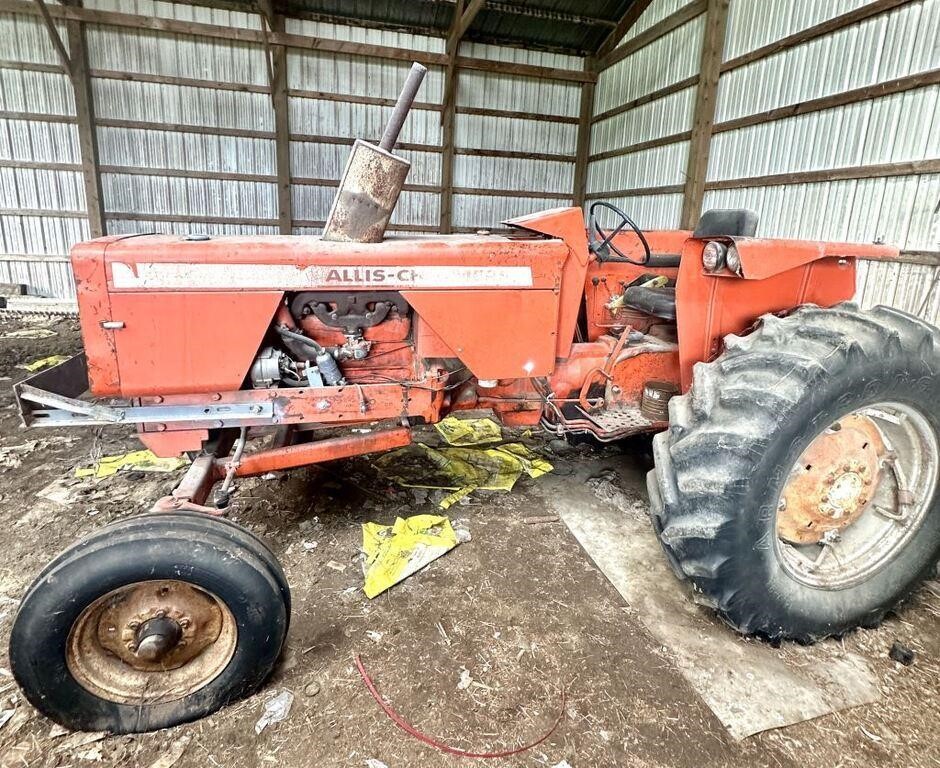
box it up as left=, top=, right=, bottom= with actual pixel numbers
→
left=726, top=245, right=742, bottom=275
left=702, top=241, right=727, bottom=271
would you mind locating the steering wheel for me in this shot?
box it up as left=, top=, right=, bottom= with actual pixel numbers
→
left=588, top=201, right=652, bottom=266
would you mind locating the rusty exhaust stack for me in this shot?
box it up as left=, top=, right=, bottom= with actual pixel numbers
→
left=322, top=62, right=428, bottom=243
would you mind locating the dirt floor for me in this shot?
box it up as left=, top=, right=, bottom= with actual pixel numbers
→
left=0, top=314, right=938, bottom=768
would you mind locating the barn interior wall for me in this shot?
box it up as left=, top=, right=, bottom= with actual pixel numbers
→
left=3, top=0, right=938, bottom=324
left=587, top=0, right=940, bottom=322
left=0, top=0, right=583, bottom=297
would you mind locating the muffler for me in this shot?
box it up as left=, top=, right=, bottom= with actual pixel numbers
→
left=322, top=62, right=428, bottom=243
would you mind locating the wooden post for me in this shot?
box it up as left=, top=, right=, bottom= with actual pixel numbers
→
left=257, top=1, right=293, bottom=235
left=680, top=0, right=729, bottom=230
left=439, top=0, right=484, bottom=234
left=269, top=15, right=292, bottom=234
left=66, top=15, right=105, bottom=238
left=573, top=56, right=596, bottom=209
left=439, top=71, right=457, bottom=233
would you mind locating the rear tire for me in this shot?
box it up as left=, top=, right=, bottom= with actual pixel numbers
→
left=649, top=303, right=940, bottom=642
left=10, top=514, right=289, bottom=733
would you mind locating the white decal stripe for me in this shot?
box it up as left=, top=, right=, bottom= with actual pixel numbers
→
left=110, top=262, right=534, bottom=289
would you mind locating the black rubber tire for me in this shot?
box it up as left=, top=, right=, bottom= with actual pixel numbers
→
left=649, top=302, right=940, bottom=642
left=9, top=515, right=289, bottom=733
left=30, top=511, right=291, bottom=620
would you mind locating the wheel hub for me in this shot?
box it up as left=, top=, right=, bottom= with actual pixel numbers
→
left=94, top=581, right=224, bottom=672
left=777, top=414, right=885, bottom=544
left=134, top=616, right=183, bottom=662
left=68, top=579, right=237, bottom=704
left=775, top=402, right=939, bottom=590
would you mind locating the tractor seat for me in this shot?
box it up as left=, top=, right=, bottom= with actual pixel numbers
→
left=623, top=286, right=676, bottom=321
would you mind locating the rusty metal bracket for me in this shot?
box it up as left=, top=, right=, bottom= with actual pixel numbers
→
left=14, top=354, right=276, bottom=428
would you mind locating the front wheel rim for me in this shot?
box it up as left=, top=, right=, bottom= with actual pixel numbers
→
left=775, top=402, right=938, bottom=590
left=66, top=579, right=238, bottom=705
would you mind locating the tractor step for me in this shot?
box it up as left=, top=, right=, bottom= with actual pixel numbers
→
left=580, top=404, right=664, bottom=433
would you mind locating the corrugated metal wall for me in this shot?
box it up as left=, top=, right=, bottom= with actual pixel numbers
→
left=588, top=0, right=940, bottom=322
left=88, top=0, right=280, bottom=238
left=7, top=0, right=936, bottom=317
left=707, top=0, right=940, bottom=323
left=0, top=9, right=85, bottom=296
left=0, top=0, right=582, bottom=296
left=284, top=17, right=444, bottom=234
left=588, top=0, right=702, bottom=228
left=454, top=42, right=580, bottom=230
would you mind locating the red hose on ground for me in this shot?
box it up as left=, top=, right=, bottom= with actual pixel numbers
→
left=354, top=653, right=566, bottom=759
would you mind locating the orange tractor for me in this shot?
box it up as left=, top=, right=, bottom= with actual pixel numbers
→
left=9, top=64, right=940, bottom=733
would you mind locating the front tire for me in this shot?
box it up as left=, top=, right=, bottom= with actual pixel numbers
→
left=649, top=303, right=940, bottom=642
left=10, top=513, right=289, bottom=733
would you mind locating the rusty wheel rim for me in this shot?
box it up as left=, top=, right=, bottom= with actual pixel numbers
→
left=67, top=580, right=237, bottom=705
left=775, top=403, right=938, bottom=589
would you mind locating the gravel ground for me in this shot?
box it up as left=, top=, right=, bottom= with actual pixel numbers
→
left=0, top=314, right=937, bottom=768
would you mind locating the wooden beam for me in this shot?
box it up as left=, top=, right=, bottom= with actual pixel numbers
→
left=89, top=67, right=269, bottom=94
left=0, top=207, right=89, bottom=218
left=458, top=105, right=579, bottom=124
left=586, top=183, right=685, bottom=200
left=0, top=109, right=76, bottom=124
left=268, top=14, right=292, bottom=234
left=289, top=87, right=442, bottom=112
left=66, top=12, right=105, bottom=237
left=721, top=0, right=913, bottom=73
left=0, top=58, right=63, bottom=73
left=453, top=187, right=572, bottom=200
left=0, top=62, right=581, bottom=123
left=0, top=109, right=572, bottom=162
left=896, top=250, right=940, bottom=267
left=255, top=0, right=275, bottom=97
left=0, top=159, right=82, bottom=172
left=293, top=219, right=438, bottom=232
left=451, top=0, right=485, bottom=43
left=32, top=0, right=72, bottom=74
left=704, top=158, right=940, bottom=191
left=289, top=132, right=441, bottom=153
left=105, top=212, right=278, bottom=227
left=714, top=68, right=940, bottom=134
left=595, top=0, right=654, bottom=60
left=585, top=158, right=940, bottom=201
left=96, top=117, right=274, bottom=140
left=680, top=0, right=729, bottom=230
left=592, top=75, right=699, bottom=124
left=454, top=54, right=595, bottom=83
left=0, top=0, right=594, bottom=83
left=291, top=178, right=441, bottom=194
left=589, top=129, right=692, bottom=163
left=99, top=165, right=277, bottom=183
left=580, top=62, right=937, bottom=130
left=599, top=0, right=707, bottom=70
left=456, top=147, right=574, bottom=163
left=573, top=57, right=597, bottom=208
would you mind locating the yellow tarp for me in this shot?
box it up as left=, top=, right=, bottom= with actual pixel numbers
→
left=434, top=416, right=502, bottom=446
left=362, top=514, right=459, bottom=598
left=376, top=441, right=553, bottom=509
left=75, top=449, right=189, bottom=479
left=19, top=355, right=68, bottom=372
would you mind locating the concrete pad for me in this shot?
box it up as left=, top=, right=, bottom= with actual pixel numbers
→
left=538, top=463, right=880, bottom=740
